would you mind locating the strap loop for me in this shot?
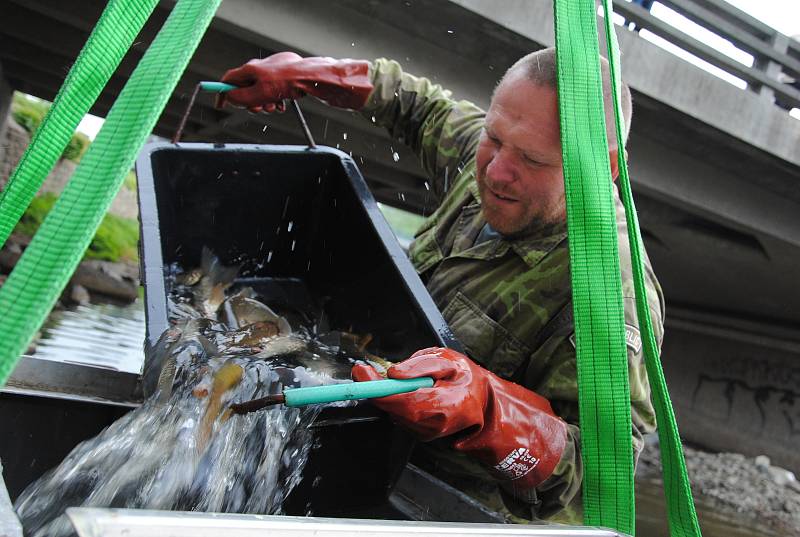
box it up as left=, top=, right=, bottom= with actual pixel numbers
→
left=600, top=1, right=703, bottom=535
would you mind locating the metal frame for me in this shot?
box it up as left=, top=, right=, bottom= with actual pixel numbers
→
left=2, top=355, right=140, bottom=406
left=67, top=508, right=629, bottom=537
left=612, top=0, right=800, bottom=109
left=135, top=141, right=462, bottom=378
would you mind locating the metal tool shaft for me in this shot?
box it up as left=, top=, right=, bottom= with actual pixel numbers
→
left=230, top=377, right=434, bottom=414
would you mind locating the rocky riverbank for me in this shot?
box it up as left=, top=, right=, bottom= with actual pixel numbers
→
left=0, top=233, right=139, bottom=306
left=0, top=111, right=141, bottom=308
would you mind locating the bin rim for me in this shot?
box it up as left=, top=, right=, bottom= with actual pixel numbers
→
left=134, top=140, right=462, bottom=363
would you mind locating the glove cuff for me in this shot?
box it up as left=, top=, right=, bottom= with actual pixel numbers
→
left=453, top=377, right=568, bottom=490
left=297, top=58, right=373, bottom=110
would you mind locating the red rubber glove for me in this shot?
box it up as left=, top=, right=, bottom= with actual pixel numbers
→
left=217, top=52, right=372, bottom=113
left=352, top=347, right=568, bottom=489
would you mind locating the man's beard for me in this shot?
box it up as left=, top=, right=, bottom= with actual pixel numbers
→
left=483, top=195, right=566, bottom=239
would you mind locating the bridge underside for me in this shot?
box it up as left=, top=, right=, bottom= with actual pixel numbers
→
left=2, top=0, right=800, bottom=471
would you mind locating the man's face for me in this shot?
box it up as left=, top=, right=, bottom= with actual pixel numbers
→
left=476, top=72, right=565, bottom=237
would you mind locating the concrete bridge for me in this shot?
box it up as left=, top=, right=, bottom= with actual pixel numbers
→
left=2, top=0, right=800, bottom=472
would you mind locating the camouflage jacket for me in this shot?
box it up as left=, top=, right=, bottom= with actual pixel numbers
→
left=361, top=58, right=664, bottom=524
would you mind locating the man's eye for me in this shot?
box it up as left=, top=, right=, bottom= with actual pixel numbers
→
left=523, top=155, right=542, bottom=166
left=486, top=133, right=500, bottom=145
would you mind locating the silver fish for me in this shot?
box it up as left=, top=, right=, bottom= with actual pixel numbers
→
left=222, top=293, right=292, bottom=334
left=194, top=247, right=240, bottom=318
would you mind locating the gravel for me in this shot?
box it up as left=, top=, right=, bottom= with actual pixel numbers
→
left=637, top=437, right=800, bottom=536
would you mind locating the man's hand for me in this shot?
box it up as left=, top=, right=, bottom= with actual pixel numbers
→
left=217, top=52, right=373, bottom=113
left=352, top=347, right=567, bottom=489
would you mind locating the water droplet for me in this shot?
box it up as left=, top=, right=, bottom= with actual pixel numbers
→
left=371, top=115, right=376, bottom=123
left=447, top=29, right=454, bottom=34
left=262, top=124, right=268, bottom=132
left=291, top=240, right=296, bottom=251
left=287, top=221, right=293, bottom=232
left=424, top=181, right=430, bottom=191
left=392, top=152, right=400, bottom=162
left=351, top=42, right=356, bottom=47
left=343, top=132, right=348, bottom=140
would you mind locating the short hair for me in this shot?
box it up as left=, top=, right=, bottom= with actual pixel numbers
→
left=500, top=47, right=632, bottom=149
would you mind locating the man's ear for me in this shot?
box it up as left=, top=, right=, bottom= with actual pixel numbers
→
left=609, top=149, right=620, bottom=181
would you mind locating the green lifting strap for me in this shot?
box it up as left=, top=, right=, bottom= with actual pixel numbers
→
left=600, top=1, right=703, bottom=536
left=0, top=0, right=222, bottom=387
left=0, top=0, right=159, bottom=250
left=555, top=0, right=703, bottom=535
left=553, top=0, right=634, bottom=532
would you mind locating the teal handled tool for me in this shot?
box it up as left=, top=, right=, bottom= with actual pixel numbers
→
left=199, top=81, right=237, bottom=92
left=230, top=377, right=434, bottom=414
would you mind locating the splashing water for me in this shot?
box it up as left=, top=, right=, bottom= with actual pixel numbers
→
left=14, top=338, right=332, bottom=536
left=14, top=251, right=375, bottom=537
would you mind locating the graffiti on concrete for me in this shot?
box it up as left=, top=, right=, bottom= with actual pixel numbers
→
left=692, top=374, right=800, bottom=437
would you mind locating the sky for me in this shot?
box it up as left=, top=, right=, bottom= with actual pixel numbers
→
left=723, top=0, right=800, bottom=37
left=75, top=0, right=800, bottom=139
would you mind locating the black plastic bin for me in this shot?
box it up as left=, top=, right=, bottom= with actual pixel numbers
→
left=135, top=142, right=458, bottom=516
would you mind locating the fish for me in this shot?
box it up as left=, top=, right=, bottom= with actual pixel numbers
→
left=193, top=247, right=241, bottom=318
left=197, top=361, right=244, bottom=450
left=176, top=267, right=203, bottom=286
left=142, top=318, right=218, bottom=403
left=222, top=293, right=292, bottom=334
left=364, top=353, right=393, bottom=377
left=254, top=334, right=309, bottom=360
left=231, top=321, right=282, bottom=348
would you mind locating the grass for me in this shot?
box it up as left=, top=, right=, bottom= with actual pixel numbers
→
left=123, top=170, right=137, bottom=191
left=14, top=193, right=139, bottom=263
left=378, top=203, right=426, bottom=242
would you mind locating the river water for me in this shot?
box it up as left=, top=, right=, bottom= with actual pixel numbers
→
left=31, top=300, right=146, bottom=374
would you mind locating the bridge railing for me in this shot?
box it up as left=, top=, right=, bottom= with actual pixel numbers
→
left=612, top=0, right=800, bottom=112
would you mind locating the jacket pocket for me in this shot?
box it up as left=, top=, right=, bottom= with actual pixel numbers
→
left=442, top=291, right=530, bottom=379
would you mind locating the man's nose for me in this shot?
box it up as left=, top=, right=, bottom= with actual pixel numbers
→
left=486, top=150, right=516, bottom=185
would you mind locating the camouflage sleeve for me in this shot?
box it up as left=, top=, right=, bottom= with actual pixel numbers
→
left=361, top=58, right=485, bottom=202
left=516, top=295, right=662, bottom=521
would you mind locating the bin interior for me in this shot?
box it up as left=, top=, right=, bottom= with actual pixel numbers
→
left=144, top=145, right=448, bottom=361
left=137, top=143, right=455, bottom=516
